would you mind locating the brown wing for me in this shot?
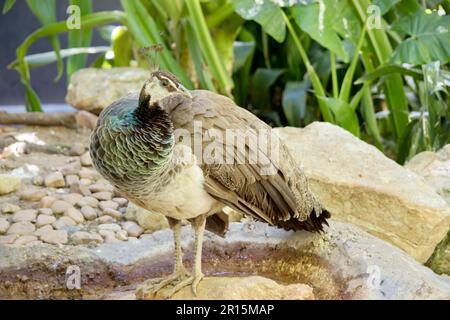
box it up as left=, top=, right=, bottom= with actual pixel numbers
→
left=165, top=90, right=330, bottom=232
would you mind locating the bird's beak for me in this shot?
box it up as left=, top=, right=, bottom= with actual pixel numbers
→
left=178, top=84, right=192, bottom=98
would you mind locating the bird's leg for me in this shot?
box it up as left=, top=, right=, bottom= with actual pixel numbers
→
left=162, top=214, right=206, bottom=298
left=135, top=218, right=189, bottom=299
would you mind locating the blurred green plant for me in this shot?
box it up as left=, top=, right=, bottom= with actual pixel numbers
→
left=3, top=0, right=450, bottom=163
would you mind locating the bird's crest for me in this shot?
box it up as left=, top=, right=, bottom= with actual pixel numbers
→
left=138, top=44, right=164, bottom=74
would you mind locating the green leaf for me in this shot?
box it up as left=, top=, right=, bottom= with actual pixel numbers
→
left=251, top=68, right=284, bottom=109
left=231, top=0, right=286, bottom=42
left=26, top=0, right=63, bottom=81
left=396, top=118, right=419, bottom=164
left=233, top=41, right=255, bottom=73
left=292, top=1, right=348, bottom=62
left=391, top=10, right=450, bottom=65
left=67, top=0, right=93, bottom=80
left=318, top=97, right=361, bottom=137
left=111, top=26, right=132, bottom=67
left=355, top=64, right=423, bottom=84
left=8, top=46, right=110, bottom=69
left=2, top=0, right=16, bottom=14
left=282, top=81, right=309, bottom=126
left=372, top=0, right=400, bottom=15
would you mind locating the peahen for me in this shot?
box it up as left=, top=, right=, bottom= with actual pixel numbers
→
left=90, top=70, right=330, bottom=298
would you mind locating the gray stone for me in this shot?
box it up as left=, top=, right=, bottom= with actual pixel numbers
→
left=66, top=67, right=150, bottom=114
left=64, top=208, right=85, bottom=224
left=80, top=206, right=97, bottom=221
left=80, top=152, right=93, bottom=166
left=40, top=230, right=68, bottom=245
left=0, top=175, right=21, bottom=195
left=11, top=209, right=37, bottom=223
left=6, top=221, right=35, bottom=236
left=122, top=221, right=144, bottom=237
left=19, top=189, right=47, bottom=201
left=99, top=200, right=118, bottom=211
left=44, top=172, right=65, bottom=188
left=51, top=200, right=73, bottom=215
left=36, top=214, right=56, bottom=228
left=0, top=218, right=10, bottom=234
left=1, top=203, right=20, bottom=214
left=275, top=124, right=450, bottom=263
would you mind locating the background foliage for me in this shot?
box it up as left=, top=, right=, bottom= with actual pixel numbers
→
left=4, top=0, right=450, bottom=164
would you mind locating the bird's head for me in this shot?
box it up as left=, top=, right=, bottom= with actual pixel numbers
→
left=138, top=70, right=192, bottom=109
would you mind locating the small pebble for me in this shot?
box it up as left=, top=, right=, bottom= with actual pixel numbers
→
left=92, top=192, right=112, bottom=201
left=34, top=225, right=53, bottom=237
left=2, top=203, right=20, bottom=214
left=60, top=159, right=81, bottom=176
left=76, top=196, right=98, bottom=208
left=70, top=182, right=91, bottom=196
left=12, top=209, right=37, bottom=223
left=69, top=143, right=85, bottom=156
left=36, top=214, right=56, bottom=227
left=44, top=172, right=65, bottom=188
left=116, top=230, right=128, bottom=241
left=38, top=208, right=53, bottom=215
left=64, top=207, right=85, bottom=224
left=80, top=152, right=93, bottom=166
left=51, top=200, right=73, bottom=214
left=53, top=216, right=76, bottom=229
left=122, top=221, right=144, bottom=237
left=31, top=176, right=44, bottom=186
left=0, top=218, right=10, bottom=234
left=0, top=175, right=21, bottom=195
left=40, top=196, right=57, bottom=208
left=19, top=189, right=47, bottom=201
left=60, top=193, right=83, bottom=205
left=103, top=208, right=122, bottom=219
left=40, top=229, right=68, bottom=245
left=79, top=178, right=92, bottom=185
left=89, top=183, right=113, bottom=193
left=99, top=200, right=119, bottom=211
left=65, top=174, right=80, bottom=186
left=7, top=221, right=35, bottom=236
left=112, top=197, right=128, bottom=207
left=78, top=167, right=98, bottom=180
left=14, top=235, right=38, bottom=245
left=0, top=234, right=19, bottom=244
left=98, top=223, right=121, bottom=232
left=80, top=206, right=97, bottom=220
left=70, top=231, right=103, bottom=245
left=96, top=215, right=114, bottom=224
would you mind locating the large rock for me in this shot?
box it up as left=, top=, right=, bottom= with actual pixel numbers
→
left=66, top=67, right=149, bottom=114
left=138, top=276, right=314, bottom=300
left=405, top=145, right=450, bottom=275
left=2, top=221, right=449, bottom=299
left=405, top=145, right=450, bottom=206
left=275, top=123, right=450, bottom=263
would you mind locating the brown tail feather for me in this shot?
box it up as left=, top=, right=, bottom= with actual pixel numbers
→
left=276, top=209, right=331, bottom=233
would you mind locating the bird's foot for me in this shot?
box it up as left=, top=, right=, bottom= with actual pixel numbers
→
left=161, top=272, right=205, bottom=299
left=135, top=268, right=190, bottom=300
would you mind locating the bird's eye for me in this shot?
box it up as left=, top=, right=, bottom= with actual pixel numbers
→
left=161, top=79, right=169, bottom=87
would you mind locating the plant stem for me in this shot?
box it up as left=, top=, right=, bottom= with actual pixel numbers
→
left=282, top=11, right=333, bottom=122
left=339, top=24, right=367, bottom=103
left=185, top=0, right=233, bottom=95
left=261, top=29, right=271, bottom=69
left=330, top=52, right=339, bottom=98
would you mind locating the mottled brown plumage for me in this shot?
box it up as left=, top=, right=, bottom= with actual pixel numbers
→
left=90, top=70, right=329, bottom=299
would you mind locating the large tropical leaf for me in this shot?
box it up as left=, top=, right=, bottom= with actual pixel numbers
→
left=391, top=10, right=450, bottom=65
left=292, top=0, right=361, bottom=62
left=67, top=0, right=93, bottom=79
left=26, top=0, right=63, bottom=81
left=231, top=0, right=286, bottom=42
left=318, top=97, right=361, bottom=136
left=372, top=0, right=400, bottom=15
left=282, top=81, right=309, bottom=127
left=251, top=68, right=284, bottom=109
